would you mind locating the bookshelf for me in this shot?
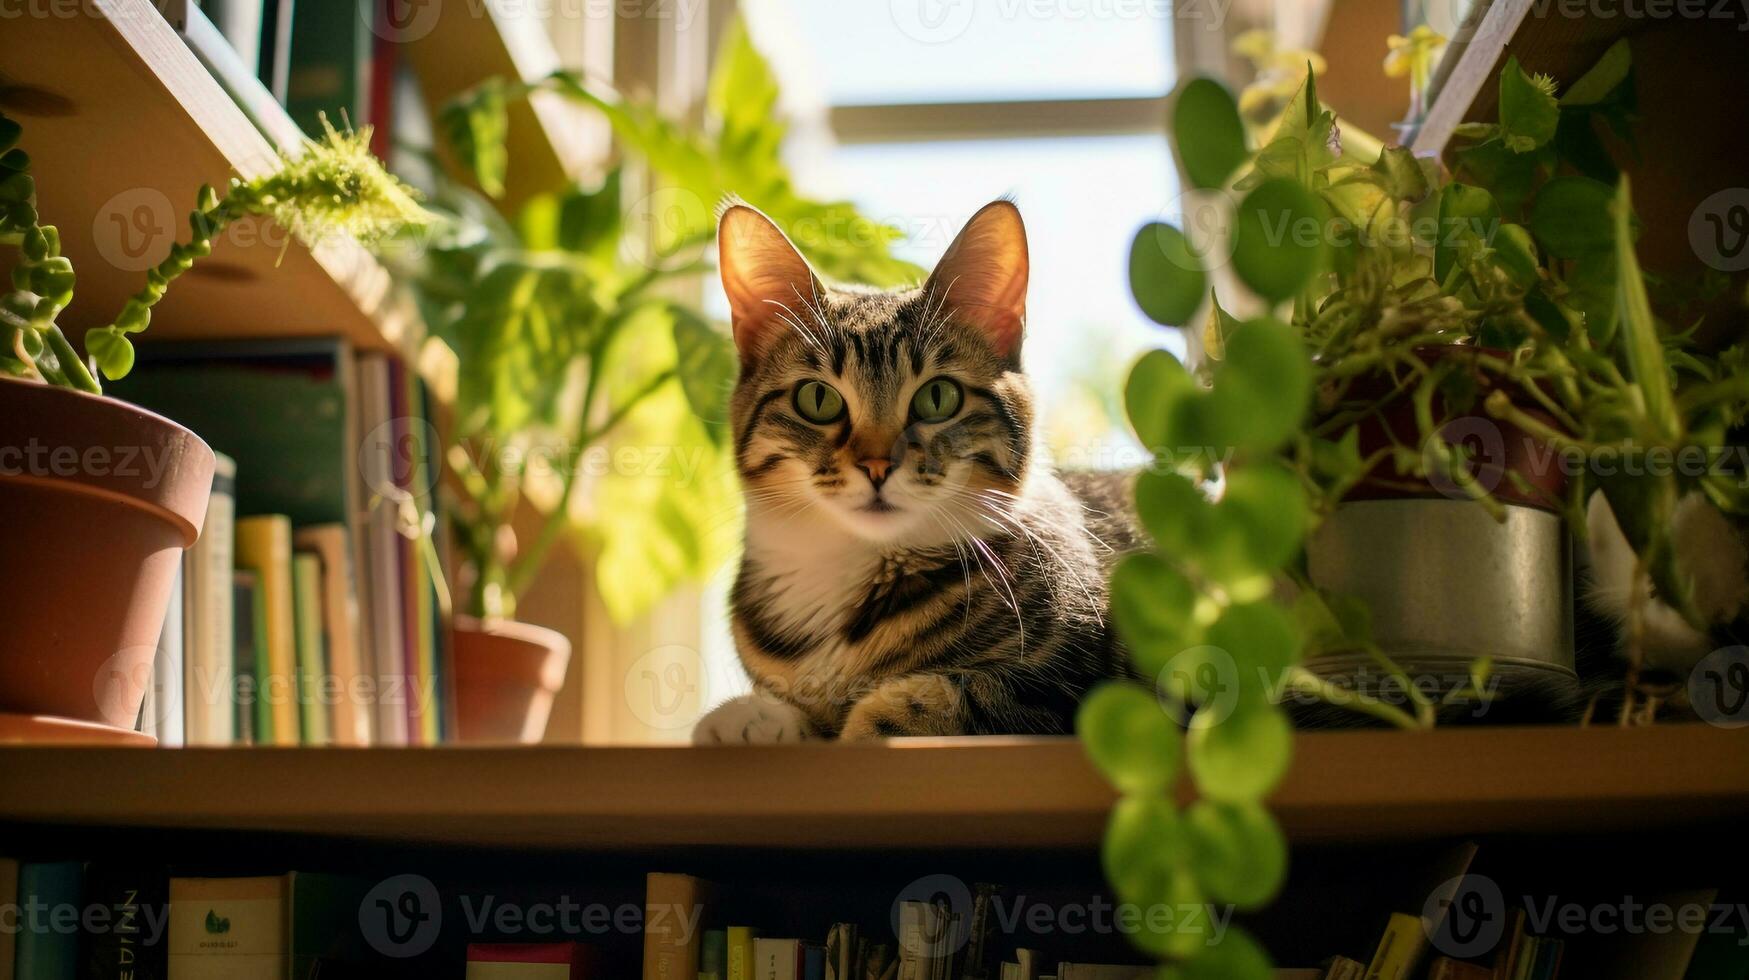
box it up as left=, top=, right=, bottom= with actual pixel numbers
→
left=0, top=727, right=1744, bottom=851
left=4, top=0, right=415, bottom=354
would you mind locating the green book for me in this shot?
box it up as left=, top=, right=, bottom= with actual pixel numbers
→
left=16, top=861, right=82, bottom=980
left=291, top=553, right=329, bottom=745
left=283, top=0, right=371, bottom=137
left=701, top=929, right=727, bottom=980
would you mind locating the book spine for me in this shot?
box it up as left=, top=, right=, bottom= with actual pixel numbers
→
left=79, top=864, right=168, bottom=980
left=294, top=526, right=367, bottom=746
left=291, top=553, right=331, bottom=745
left=644, top=874, right=707, bottom=980
left=236, top=515, right=298, bottom=744
left=727, top=927, right=756, bottom=980
left=16, top=862, right=83, bottom=980
left=185, top=455, right=237, bottom=745
left=140, top=565, right=185, bottom=746
left=1363, top=913, right=1424, bottom=980
left=358, top=355, right=408, bottom=745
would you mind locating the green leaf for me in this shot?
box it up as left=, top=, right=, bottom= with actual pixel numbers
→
left=84, top=326, right=135, bottom=380
left=671, top=307, right=736, bottom=442
left=442, top=80, right=510, bottom=198
left=1187, top=698, right=1292, bottom=803
left=1434, top=183, right=1501, bottom=284
left=1205, top=600, right=1301, bottom=685
left=1614, top=175, right=1677, bottom=441
left=1370, top=145, right=1430, bottom=202
left=1215, top=464, right=1309, bottom=575
left=1491, top=223, right=1541, bottom=288
left=1232, top=179, right=1327, bottom=303
left=1183, top=800, right=1288, bottom=908
left=1124, top=348, right=1198, bottom=451
left=1130, top=222, right=1207, bottom=327
left=1529, top=175, right=1618, bottom=258
left=1159, top=926, right=1274, bottom=980
left=1110, top=551, right=1202, bottom=676
left=1078, top=681, right=1181, bottom=795
left=1174, top=78, right=1248, bottom=191
left=1561, top=39, right=1631, bottom=106
left=1102, top=794, right=1188, bottom=903
left=1209, top=317, right=1311, bottom=454
left=1135, top=471, right=1207, bottom=555
left=1498, top=57, right=1560, bottom=153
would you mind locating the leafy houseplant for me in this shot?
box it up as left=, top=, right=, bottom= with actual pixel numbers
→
left=1078, top=39, right=1749, bottom=978
left=407, top=20, right=918, bottom=741
left=0, top=112, right=424, bottom=737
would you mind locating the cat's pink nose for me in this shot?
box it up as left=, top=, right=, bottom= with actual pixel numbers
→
left=857, top=458, right=892, bottom=487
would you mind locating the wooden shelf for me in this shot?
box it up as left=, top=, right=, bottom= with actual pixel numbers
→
left=1410, top=0, right=1749, bottom=282
left=0, top=726, right=1744, bottom=850
left=3, top=0, right=414, bottom=353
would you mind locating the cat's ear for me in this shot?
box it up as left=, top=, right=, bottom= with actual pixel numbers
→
left=925, top=200, right=1029, bottom=362
left=718, top=204, right=823, bottom=361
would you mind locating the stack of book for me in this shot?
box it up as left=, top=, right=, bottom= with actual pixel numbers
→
left=111, top=339, right=449, bottom=747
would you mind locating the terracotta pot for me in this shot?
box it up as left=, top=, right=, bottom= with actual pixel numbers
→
left=1333, top=344, right=1569, bottom=510
left=452, top=617, right=571, bottom=744
left=0, top=376, right=215, bottom=732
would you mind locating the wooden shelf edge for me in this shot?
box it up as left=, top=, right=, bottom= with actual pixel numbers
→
left=0, top=726, right=1744, bottom=850
left=10, top=0, right=417, bottom=357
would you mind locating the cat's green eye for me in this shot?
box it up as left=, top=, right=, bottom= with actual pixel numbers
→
left=793, top=380, right=846, bottom=423
left=911, top=377, right=963, bottom=422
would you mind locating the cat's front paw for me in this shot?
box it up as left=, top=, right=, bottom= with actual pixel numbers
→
left=692, top=695, right=815, bottom=745
left=839, top=674, right=965, bottom=740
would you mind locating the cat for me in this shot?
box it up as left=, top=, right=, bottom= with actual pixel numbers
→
left=692, top=200, right=1144, bottom=743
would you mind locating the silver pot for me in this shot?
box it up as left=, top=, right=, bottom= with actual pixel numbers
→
left=1304, top=499, right=1574, bottom=689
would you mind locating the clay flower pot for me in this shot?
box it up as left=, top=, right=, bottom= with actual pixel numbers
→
left=452, top=617, right=571, bottom=744
left=0, top=376, right=215, bottom=736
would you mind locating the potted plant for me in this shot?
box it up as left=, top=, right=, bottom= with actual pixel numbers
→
left=1077, top=38, right=1749, bottom=978
left=0, top=114, right=424, bottom=741
left=406, top=20, right=919, bottom=742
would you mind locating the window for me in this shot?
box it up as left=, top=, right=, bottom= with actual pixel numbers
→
left=743, top=0, right=1182, bottom=463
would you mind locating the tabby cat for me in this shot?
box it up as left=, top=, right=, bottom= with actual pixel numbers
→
left=692, top=201, right=1142, bottom=743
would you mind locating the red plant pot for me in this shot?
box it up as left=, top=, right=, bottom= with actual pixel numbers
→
left=452, top=617, right=571, bottom=744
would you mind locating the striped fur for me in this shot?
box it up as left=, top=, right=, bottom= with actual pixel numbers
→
left=719, top=277, right=1144, bottom=740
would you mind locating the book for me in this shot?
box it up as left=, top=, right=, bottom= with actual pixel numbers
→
left=257, top=0, right=295, bottom=103
left=204, top=0, right=265, bottom=74
left=167, top=875, right=289, bottom=978
left=467, top=943, right=599, bottom=979
left=861, top=944, right=893, bottom=980
left=1426, top=959, right=1492, bottom=980
left=825, top=924, right=857, bottom=980
left=896, top=902, right=928, bottom=980
left=1321, top=956, right=1365, bottom=980
left=294, top=525, right=369, bottom=745
left=0, top=856, right=16, bottom=980
left=805, top=946, right=826, bottom=980
left=644, top=873, right=712, bottom=980
left=1363, top=912, right=1426, bottom=980
left=79, top=863, right=168, bottom=980
left=1013, top=949, right=1042, bottom=980
left=288, top=873, right=375, bottom=977
left=290, top=552, right=330, bottom=745
left=1056, top=967, right=1150, bottom=979
left=356, top=353, right=406, bottom=745
left=138, top=563, right=184, bottom=745
left=727, top=927, right=758, bottom=980
left=177, top=0, right=300, bottom=151
left=232, top=571, right=262, bottom=745
left=960, top=885, right=999, bottom=980
left=755, top=939, right=805, bottom=980
left=184, top=453, right=236, bottom=746
left=16, top=861, right=82, bottom=980
left=236, top=515, right=298, bottom=744
left=284, top=0, right=372, bottom=137
left=702, top=929, right=728, bottom=980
